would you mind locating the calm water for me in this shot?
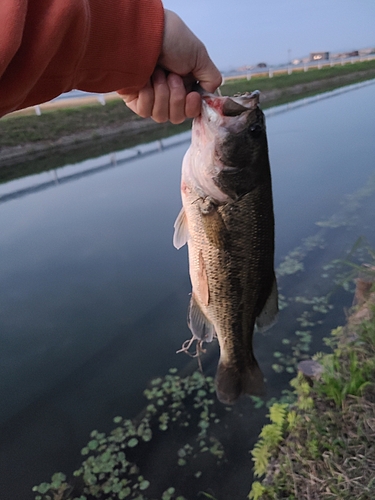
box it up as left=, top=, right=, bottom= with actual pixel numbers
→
left=1, top=81, right=375, bottom=500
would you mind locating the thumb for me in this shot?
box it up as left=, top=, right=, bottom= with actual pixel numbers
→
left=192, top=47, right=222, bottom=93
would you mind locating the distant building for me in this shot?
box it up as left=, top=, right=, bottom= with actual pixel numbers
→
left=332, top=50, right=361, bottom=59
left=359, top=47, right=375, bottom=56
left=237, top=65, right=254, bottom=71
left=310, top=52, right=330, bottom=62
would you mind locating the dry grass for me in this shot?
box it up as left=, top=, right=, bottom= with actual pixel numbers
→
left=274, top=391, right=375, bottom=499
left=253, top=288, right=375, bottom=500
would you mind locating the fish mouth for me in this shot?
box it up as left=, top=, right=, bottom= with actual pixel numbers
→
left=196, top=91, right=261, bottom=139
left=193, top=84, right=260, bottom=114
left=188, top=89, right=264, bottom=203
left=199, top=90, right=260, bottom=118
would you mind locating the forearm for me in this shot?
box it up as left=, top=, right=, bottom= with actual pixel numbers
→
left=0, top=0, right=164, bottom=117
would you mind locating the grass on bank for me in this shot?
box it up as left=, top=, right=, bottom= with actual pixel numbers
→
left=221, top=57, right=375, bottom=95
left=1, top=58, right=375, bottom=149
left=31, top=370, right=230, bottom=500
left=249, top=290, right=375, bottom=500
left=0, top=99, right=138, bottom=147
left=0, top=120, right=191, bottom=185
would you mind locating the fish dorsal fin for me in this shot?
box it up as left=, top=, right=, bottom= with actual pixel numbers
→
left=188, top=294, right=215, bottom=342
left=256, top=277, right=278, bottom=332
left=173, top=207, right=189, bottom=249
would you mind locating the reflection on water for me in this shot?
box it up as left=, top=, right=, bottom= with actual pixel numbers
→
left=1, top=81, right=375, bottom=499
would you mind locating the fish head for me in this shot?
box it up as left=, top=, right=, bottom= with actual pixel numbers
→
left=182, top=91, right=270, bottom=203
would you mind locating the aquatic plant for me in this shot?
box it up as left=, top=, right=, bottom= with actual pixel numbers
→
left=32, top=370, right=231, bottom=500
left=271, top=172, right=375, bottom=377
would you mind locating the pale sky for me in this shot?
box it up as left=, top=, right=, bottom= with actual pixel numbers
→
left=162, top=0, right=375, bottom=71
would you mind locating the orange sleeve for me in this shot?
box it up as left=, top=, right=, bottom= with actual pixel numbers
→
left=0, top=0, right=164, bottom=117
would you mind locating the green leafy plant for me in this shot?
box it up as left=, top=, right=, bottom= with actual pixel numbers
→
left=32, top=370, right=228, bottom=500
left=250, top=403, right=288, bottom=478
left=248, top=481, right=266, bottom=500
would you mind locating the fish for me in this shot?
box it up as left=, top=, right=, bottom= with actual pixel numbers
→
left=173, top=90, right=278, bottom=405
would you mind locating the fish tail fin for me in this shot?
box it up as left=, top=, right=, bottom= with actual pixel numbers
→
left=241, top=360, right=266, bottom=397
left=215, top=358, right=265, bottom=405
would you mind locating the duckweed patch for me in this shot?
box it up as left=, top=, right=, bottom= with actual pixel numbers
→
left=33, top=370, right=234, bottom=500
left=270, top=171, right=375, bottom=377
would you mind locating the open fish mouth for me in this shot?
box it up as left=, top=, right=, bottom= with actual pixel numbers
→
left=204, top=90, right=260, bottom=116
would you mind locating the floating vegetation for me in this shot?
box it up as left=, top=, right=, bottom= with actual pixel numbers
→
left=316, top=172, right=375, bottom=229
left=270, top=241, right=374, bottom=377
left=276, top=232, right=325, bottom=278
left=277, top=293, right=288, bottom=311
left=33, top=370, right=231, bottom=500
left=270, top=167, right=375, bottom=379
left=276, top=254, right=304, bottom=276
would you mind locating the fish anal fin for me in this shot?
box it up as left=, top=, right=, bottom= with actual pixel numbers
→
left=215, top=358, right=265, bottom=405
left=188, top=294, right=215, bottom=342
left=173, top=207, right=189, bottom=249
left=256, top=277, right=278, bottom=332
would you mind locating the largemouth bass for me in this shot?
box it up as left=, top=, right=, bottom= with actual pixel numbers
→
left=173, top=91, right=278, bottom=405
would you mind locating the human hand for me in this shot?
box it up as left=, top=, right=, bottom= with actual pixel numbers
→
left=121, top=9, right=222, bottom=124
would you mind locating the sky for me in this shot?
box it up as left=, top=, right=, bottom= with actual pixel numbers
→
left=162, top=0, right=375, bottom=71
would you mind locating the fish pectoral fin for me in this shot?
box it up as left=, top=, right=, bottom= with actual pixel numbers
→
left=256, top=277, right=279, bottom=332
left=188, top=294, right=215, bottom=343
left=173, top=207, right=189, bottom=249
left=200, top=204, right=229, bottom=250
